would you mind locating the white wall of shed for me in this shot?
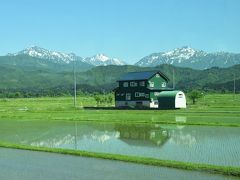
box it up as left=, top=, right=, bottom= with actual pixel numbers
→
left=175, top=91, right=187, bottom=108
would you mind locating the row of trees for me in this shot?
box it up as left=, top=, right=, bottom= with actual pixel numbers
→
left=93, top=93, right=114, bottom=105
left=0, top=85, right=112, bottom=98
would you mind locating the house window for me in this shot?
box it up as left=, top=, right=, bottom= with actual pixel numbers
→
left=139, top=81, right=145, bottom=87
left=135, top=92, right=140, bottom=97
left=154, top=92, right=160, bottom=96
left=126, top=93, right=131, bottom=100
left=149, top=81, right=154, bottom=88
left=135, top=92, right=145, bottom=97
left=145, top=94, right=149, bottom=98
left=116, top=93, right=120, bottom=96
left=156, top=74, right=160, bottom=78
left=123, top=82, right=128, bottom=87
left=161, top=82, right=166, bottom=88
left=130, top=82, right=138, bottom=87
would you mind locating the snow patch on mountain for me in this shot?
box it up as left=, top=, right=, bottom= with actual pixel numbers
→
left=84, top=53, right=126, bottom=66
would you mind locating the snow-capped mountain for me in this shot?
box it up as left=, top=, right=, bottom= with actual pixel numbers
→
left=135, top=46, right=240, bottom=69
left=7, top=46, right=240, bottom=70
left=8, top=46, right=80, bottom=64
left=8, top=46, right=126, bottom=66
left=83, top=53, right=126, bottom=66
left=135, top=46, right=206, bottom=67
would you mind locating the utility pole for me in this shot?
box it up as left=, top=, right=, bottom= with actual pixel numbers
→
left=173, top=68, right=175, bottom=89
left=73, top=59, right=77, bottom=107
left=234, top=73, right=236, bottom=96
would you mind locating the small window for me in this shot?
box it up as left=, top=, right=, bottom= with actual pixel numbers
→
left=116, top=93, right=120, bottom=96
left=130, top=82, right=138, bottom=87
left=161, top=82, right=166, bottom=88
left=154, top=101, right=159, bottom=105
left=156, top=74, right=160, bottom=78
left=178, top=94, right=183, bottom=98
left=126, top=93, right=131, bottom=100
left=139, top=81, right=145, bottom=87
left=154, top=92, right=160, bottom=96
left=121, top=93, right=124, bottom=96
left=135, top=92, right=145, bottom=97
left=123, top=82, right=128, bottom=87
left=145, top=94, right=149, bottom=98
left=135, top=92, right=140, bottom=97
left=149, top=81, right=154, bottom=88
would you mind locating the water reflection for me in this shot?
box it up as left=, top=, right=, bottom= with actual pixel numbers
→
left=0, top=121, right=170, bottom=148
left=175, top=116, right=187, bottom=123
left=115, top=124, right=169, bottom=146
left=0, top=120, right=223, bottom=148
left=0, top=120, right=239, bottom=166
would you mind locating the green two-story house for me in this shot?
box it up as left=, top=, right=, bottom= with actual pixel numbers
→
left=115, top=71, right=169, bottom=108
left=115, top=71, right=186, bottom=109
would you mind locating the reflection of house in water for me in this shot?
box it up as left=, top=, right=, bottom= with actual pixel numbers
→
left=115, top=124, right=169, bottom=147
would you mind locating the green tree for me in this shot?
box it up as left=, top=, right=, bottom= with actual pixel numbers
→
left=15, top=92, right=21, bottom=98
left=188, top=90, right=203, bottom=104
left=94, top=94, right=101, bottom=106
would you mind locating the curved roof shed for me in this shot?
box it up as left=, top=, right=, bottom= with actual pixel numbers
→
left=158, top=91, right=186, bottom=109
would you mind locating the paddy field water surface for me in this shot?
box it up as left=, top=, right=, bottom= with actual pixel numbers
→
left=0, top=147, right=238, bottom=180
left=0, top=120, right=239, bottom=167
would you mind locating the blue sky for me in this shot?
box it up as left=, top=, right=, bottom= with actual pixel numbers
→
left=0, top=0, right=240, bottom=63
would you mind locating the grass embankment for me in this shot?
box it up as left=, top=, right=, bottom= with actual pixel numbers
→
left=0, top=142, right=239, bottom=177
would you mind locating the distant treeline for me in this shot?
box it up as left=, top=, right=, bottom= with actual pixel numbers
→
left=0, top=86, right=238, bottom=99
left=0, top=84, right=114, bottom=98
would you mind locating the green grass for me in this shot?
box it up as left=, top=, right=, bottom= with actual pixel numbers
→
left=0, top=93, right=240, bottom=126
left=0, top=141, right=239, bottom=177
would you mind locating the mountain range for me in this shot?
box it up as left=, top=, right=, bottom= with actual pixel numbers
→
left=5, top=46, right=240, bottom=70
left=7, top=46, right=126, bottom=68
left=135, top=46, right=240, bottom=69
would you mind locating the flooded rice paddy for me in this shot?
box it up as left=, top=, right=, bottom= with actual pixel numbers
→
left=0, top=119, right=239, bottom=167
left=1, top=147, right=237, bottom=180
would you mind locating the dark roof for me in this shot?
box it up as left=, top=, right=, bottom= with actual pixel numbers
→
left=117, top=71, right=169, bottom=82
